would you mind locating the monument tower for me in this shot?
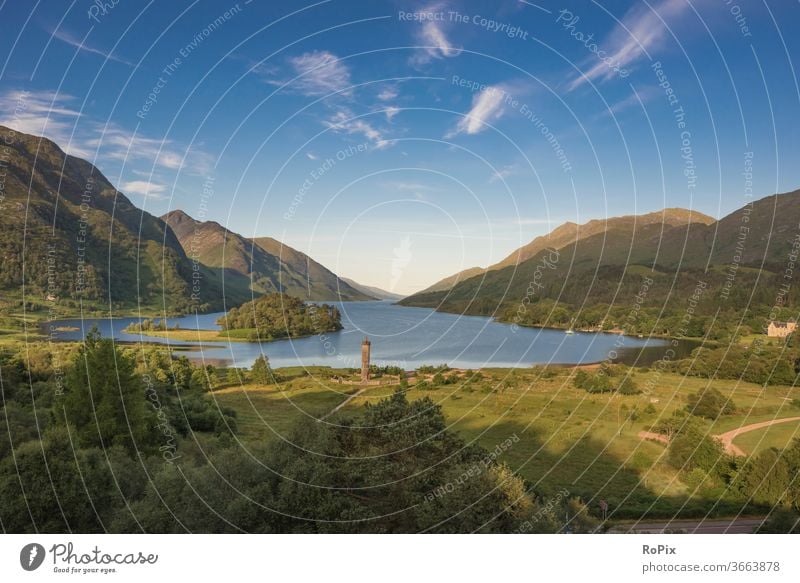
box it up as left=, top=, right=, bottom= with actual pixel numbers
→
left=361, top=337, right=371, bottom=382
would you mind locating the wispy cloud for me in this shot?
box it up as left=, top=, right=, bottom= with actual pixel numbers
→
left=0, top=90, right=90, bottom=156
left=0, top=89, right=213, bottom=176
left=82, top=126, right=212, bottom=175
left=381, top=180, right=439, bottom=192
left=324, top=108, right=389, bottom=148
left=265, top=51, right=396, bottom=149
left=410, top=4, right=461, bottom=65
left=448, top=85, right=507, bottom=137
left=377, top=85, right=399, bottom=101
left=121, top=180, right=167, bottom=199
left=567, top=0, right=691, bottom=91
left=271, top=50, right=352, bottom=97
left=384, top=106, right=401, bottom=122
left=600, top=86, right=658, bottom=118
left=51, top=28, right=136, bottom=67
left=489, top=164, right=518, bottom=183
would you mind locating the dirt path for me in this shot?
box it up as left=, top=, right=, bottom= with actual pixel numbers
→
left=715, top=417, right=800, bottom=456
left=638, top=417, right=800, bottom=456
left=318, top=387, right=367, bottom=421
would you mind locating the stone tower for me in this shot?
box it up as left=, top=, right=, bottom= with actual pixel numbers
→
left=361, top=337, right=371, bottom=382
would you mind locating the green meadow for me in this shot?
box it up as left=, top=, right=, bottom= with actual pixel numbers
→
left=214, top=366, right=800, bottom=520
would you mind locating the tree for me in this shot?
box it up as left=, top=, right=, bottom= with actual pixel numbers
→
left=250, top=355, right=273, bottom=384
left=617, top=376, right=640, bottom=395
left=61, top=328, right=154, bottom=454
left=686, top=387, right=735, bottom=419
left=226, top=367, right=242, bottom=385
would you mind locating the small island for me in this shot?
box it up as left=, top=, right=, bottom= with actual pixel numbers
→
left=217, top=292, right=342, bottom=341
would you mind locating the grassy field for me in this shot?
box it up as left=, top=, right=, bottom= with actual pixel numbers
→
left=126, top=328, right=252, bottom=343
left=731, top=420, right=800, bottom=455
left=214, top=366, right=800, bottom=520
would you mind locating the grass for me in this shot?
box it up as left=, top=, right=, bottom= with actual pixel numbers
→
left=737, top=333, right=781, bottom=347
left=212, top=380, right=354, bottom=440
left=730, top=418, right=800, bottom=455
left=128, top=327, right=323, bottom=343
left=125, top=328, right=252, bottom=343
left=215, top=366, right=799, bottom=519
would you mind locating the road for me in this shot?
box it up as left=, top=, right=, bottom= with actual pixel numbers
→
left=611, top=517, right=766, bottom=534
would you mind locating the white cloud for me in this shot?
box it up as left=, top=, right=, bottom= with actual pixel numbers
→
left=121, top=180, right=167, bottom=199
left=280, top=50, right=352, bottom=97
left=83, top=126, right=212, bottom=175
left=377, top=85, right=399, bottom=101
left=411, top=6, right=461, bottom=65
left=381, top=180, right=439, bottom=192
left=568, top=0, right=691, bottom=91
left=599, top=86, right=658, bottom=118
left=0, top=89, right=213, bottom=177
left=51, top=28, right=136, bottom=67
left=489, top=164, right=518, bottom=183
left=306, top=151, right=319, bottom=160
left=384, top=106, right=401, bottom=122
left=0, top=90, right=91, bottom=157
left=325, top=108, right=390, bottom=148
left=448, top=85, right=507, bottom=137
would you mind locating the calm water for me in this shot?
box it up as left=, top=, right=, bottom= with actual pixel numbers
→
left=46, top=301, right=684, bottom=369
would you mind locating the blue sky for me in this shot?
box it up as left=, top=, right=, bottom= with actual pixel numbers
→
left=1, top=0, right=799, bottom=294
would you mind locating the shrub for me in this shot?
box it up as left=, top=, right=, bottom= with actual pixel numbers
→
left=686, top=387, right=735, bottom=419
left=617, top=376, right=640, bottom=395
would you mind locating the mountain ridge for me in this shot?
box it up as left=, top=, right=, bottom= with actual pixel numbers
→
left=417, top=207, right=715, bottom=295
left=161, top=209, right=374, bottom=301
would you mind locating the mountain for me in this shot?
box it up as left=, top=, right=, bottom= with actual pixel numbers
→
left=340, top=278, right=404, bottom=300
left=0, top=126, right=231, bottom=313
left=162, top=210, right=373, bottom=301
left=494, top=208, right=714, bottom=270
left=416, top=267, right=486, bottom=295
left=399, top=194, right=797, bottom=319
left=417, top=209, right=714, bottom=295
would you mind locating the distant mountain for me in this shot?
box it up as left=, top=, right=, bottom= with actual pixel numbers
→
left=340, top=278, right=404, bottom=300
left=162, top=210, right=373, bottom=301
left=399, top=196, right=796, bottom=317
left=494, top=208, right=714, bottom=270
left=0, top=126, right=230, bottom=313
left=417, top=208, right=714, bottom=295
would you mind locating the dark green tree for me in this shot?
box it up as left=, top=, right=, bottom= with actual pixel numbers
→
left=61, top=328, right=155, bottom=454
left=250, top=355, right=273, bottom=384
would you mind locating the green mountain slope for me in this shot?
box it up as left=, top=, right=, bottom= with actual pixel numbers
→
left=418, top=208, right=714, bottom=296
left=0, top=125, right=229, bottom=314
left=340, top=278, right=405, bottom=300
left=162, top=210, right=373, bottom=301
left=400, top=193, right=799, bottom=328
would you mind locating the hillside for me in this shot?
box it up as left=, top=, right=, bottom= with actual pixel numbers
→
left=162, top=210, right=372, bottom=301
left=400, top=193, right=800, bottom=333
left=340, top=278, right=405, bottom=300
left=419, top=208, right=714, bottom=295
left=0, top=125, right=231, bottom=314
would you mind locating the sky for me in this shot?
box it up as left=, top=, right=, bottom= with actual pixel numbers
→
left=1, top=0, right=799, bottom=295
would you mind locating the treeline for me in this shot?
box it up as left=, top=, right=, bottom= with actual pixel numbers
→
left=408, top=265, right=797, bottom=342
left=668, top=341, right=800, bottom=386
left=217, top=293, right=342, bottom=341
left=124, top=318, right=180, bottom=333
